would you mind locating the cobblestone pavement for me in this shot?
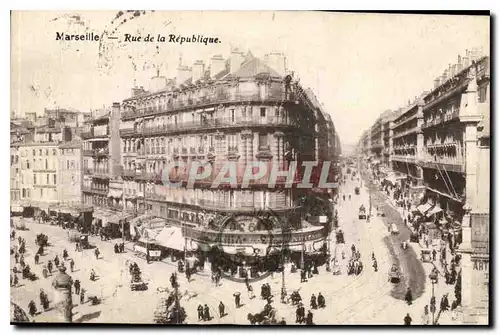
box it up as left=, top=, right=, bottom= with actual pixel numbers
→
left=10, top=167, right=460, bottom=325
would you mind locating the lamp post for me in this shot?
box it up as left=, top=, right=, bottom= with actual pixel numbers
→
left=429, top=267, right=439, bottom=325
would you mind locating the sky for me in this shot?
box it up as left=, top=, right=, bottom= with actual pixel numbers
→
left=11, top=11, right=490, bottom=148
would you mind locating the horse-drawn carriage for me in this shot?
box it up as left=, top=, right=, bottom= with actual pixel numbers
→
left=388, top=264, right=401, bottom=283
left=358, top=205, right=367, bottom=220
left=68, top=232, right=90, bottom=249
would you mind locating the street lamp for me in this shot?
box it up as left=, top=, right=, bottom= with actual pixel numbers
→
left=429, top=267, right=439, bottom=325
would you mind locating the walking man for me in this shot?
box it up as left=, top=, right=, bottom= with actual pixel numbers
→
left=197, top=304, right=204, bottom=321
left=404, top=313, right=412, bottom=325
left=218, top=301, right=225, bottom=318
left=74, top=279, right=81, bottom=295
left=70, top=259, right=75, bottom=273
left=80, top=288, right=86, bottom=304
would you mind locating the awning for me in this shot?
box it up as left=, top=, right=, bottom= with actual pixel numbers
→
left=130, top=214, right=151, bottom=226
left=107, top=212, right=134, bottom=225
left=107, top=190, right=123, bottom=198
left=10, top=206, right=23, bottom=212
left=426, top=206, right=443, bottom=217
left=153, top=226, right=192, bottom=251
left=417, top=203, right=433, bottom=214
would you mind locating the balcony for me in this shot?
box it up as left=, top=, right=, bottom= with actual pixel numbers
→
left=139, top=115, right=297, bottom=137
left=183, top=224, right=325, bottom=246
left=391, top=154, right=416, bottom=163
left=82, top=186, right=109, bottom=196
left=423, top=110, right=460, bottom=129
left=85, top=168, right=110, bottom=178
left=83, top=148, right=109, bottom=157
left=121, top=109, right=144, bottom=120
left=393, top=127, right=418, bottom=139
left=81, top=131, right=93, bottom=140
left=421, top=147, right=464, bottom=173
left=122, top=89, right=294, bottom=120
left=119, top=128, right=137, bottom=137
left=122, top=169, right=137, bottom=177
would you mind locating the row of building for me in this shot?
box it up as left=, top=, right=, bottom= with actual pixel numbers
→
left=11, top=48, right=342, bottom=266
left=357, top=48, right=490, bottom=324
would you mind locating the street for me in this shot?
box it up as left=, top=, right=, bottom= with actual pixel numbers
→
left=11, top=166, right=445, bottom=325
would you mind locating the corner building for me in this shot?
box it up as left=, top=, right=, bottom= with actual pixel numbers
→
left=120, top=52, right=332, bottom=271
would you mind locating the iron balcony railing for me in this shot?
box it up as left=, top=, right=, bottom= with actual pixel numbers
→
left=121, top=90, right=295, bottom=120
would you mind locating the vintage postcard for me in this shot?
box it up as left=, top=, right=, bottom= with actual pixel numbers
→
left=10, top=11, right=490, bottom=325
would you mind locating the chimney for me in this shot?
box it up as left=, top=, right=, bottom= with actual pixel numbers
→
left=230, top=48, right=245, bottom=74
left=149, top=76, right=168, bottom=92
left=450, top=64, right=457, bottom=78
left=209, top=55, right=225, bottom=78
left=192, top=60, right=205, bottom=82
left=434, top=77, right=441, bottom=89
left=264, top=52, right=287, bottom=76
left=463, top=56, right=470, bottom=69
left=177, top=66, right=192, bottom=85
left=457, top=55, right=463, bottom=72
left=441, top=70, right=448, bottom=83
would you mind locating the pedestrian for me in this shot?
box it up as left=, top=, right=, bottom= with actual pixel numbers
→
left=94, top=248, right=100, bottom=260
left=440, top=294, right=450, bottom=311
left=63, top=249, right=68, bottom=261
left=279, top=317, right=286, bottom=325
left=80, top=288, right=86, bottom=304
left=405, top=287, right=413, bottom=305
left=310, top=294, right=317, bottom=309
left=295, top=306, right=302, bottom=323
left=75, top=242, right=79, bottom=252
left=404, top=313, right=412, bottom=325
left=197, top=304, right=204, bottom=321
left=422, top=305, right=430, bottom=325
left=70, top=259, right=75, bottom=272
left=317, top=292, right=325, bottom=308
left=28, top=300, right=37, bottom=317
left=13, top=273, right=19, bottom=287
left=203, top=304, right=210, bottom=321
left=14, top=252, right=19, bottom=264
left=114, top=244, right=119, bottom=254
left=432, top=249, right=437, bottom=261
left=234, top=292, right=241, bottom=308
left=34, top=254, right=40, bottom=265
left=54, top=255, right=60, bottom=268
left=306, top=310, right=314, bottom=325
left=300, top=269, right=306, bottom=283
left=247, top=284, right=255, bottom=299
left=74, top=279, right=81, bottom=295
left=218, top=301, right=225, bottom=318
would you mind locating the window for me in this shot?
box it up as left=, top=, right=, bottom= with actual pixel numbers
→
left=259, top=133, right=269, bottom=149
left=45, top=159, right=48, bottom=170
left=46, top=174, right=49, bottom=184
left=40, top=189, right=43, bottom=197
left=275, top=108, right=280, bottom=117
left=22, top=189, right=26, bottom=198
left=33, top=150, right=35, bottom=156
left=33, top=174, right=36, bottom=185
left=230, top=109, right=235, bottom=122
left=27, top=161, right=30, bottom=169
left=260, top=107, right=266, bottom=117
left=53, top=174, right=56, bottom=185
left=67, top=160, right=70, bottom=169
left=479, top=85, right=488, bottom=103
left=45, top=149, right=48, bottom=156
